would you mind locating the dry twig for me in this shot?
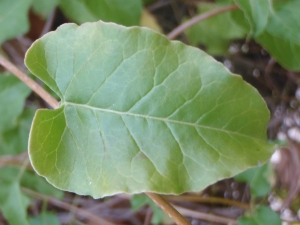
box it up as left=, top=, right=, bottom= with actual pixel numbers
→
left=0, top=54, right=59, bottom=109
left=167, top=4, right=238, bottom=40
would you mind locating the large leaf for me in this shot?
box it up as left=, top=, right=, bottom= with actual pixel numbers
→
left=233, top=0, right=271, bottom=37
left=25, top=21, right=274, bottom=198
left=0, top=74, right=31, bottom=133
left=0, top=0, right=32, bottom=44
left=185, top=3, right=245, bottom=55
left=59, top=0, right=142, bottom=26
left=255, top=0, right=300, bottom=71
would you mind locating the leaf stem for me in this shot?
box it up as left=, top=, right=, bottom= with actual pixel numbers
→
left=167, top=4, right=239, bottom=40
left=146, top=192, right=191, bottom=225
left=0, top=54, right=59, bottom=109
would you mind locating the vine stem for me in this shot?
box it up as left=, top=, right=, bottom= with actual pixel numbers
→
left=167, top=4, right=239, bottom=40
left=146, top=192, right=191, bottom=225
left=0, top=54, right=59, bottom=109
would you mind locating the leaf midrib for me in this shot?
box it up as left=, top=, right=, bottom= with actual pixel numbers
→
left=64, top=102, right=263, bottom=142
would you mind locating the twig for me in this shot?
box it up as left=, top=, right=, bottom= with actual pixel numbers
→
left=0, top=153, right=32, bottom=170
left=165, top=195, right=250, bottom=210
left=147, top=0, right=169, bottom=11
left=40, top=9, right=56, bottom=37
left=167, top=4, right=239, bottom=40
left=143, top=207, right=153, bottom=225
left=21, top=187, right=115, bottom=225
left=174, top=205, right=237, bottom=225
left=0, top=54, right=59, bottom=109
left=146, top=193, right=191, bottom=225
left=2, top=42, right=26, bottom=69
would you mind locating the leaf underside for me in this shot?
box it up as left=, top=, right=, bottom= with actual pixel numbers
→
left=25, top=21, right=274, bottom=198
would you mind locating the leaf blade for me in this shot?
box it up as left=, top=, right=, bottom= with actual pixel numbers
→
left=26, top=21, right=274, bottom=198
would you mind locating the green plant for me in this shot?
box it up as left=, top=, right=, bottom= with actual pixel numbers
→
left=1, top=0, right=299, bottom=224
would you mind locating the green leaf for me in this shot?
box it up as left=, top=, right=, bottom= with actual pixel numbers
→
left=230, top=8, right=251, bottom=35
left=32, top=0, right=58, bottom=18
left=233, top=0, right=271, bottom=37
left=0, top=107, right=35, bottom=155
left=25, top=21, right=274, bottom=198
left=255, top=0, right=300, bottom=71
left=59, top=0, right=142, bottom=26
left=238, top=206, right=281, bottom=225
left=185, top=3, right=246, bottom=55
left=0, top=0, right=32, bottom=44
left=235, top=162, right=273, bottom=198
left=29, top=212, right=61, bottom=225
left=0, top=74, right=31, bottom=133
left=0, top=167, right=30, bottom=225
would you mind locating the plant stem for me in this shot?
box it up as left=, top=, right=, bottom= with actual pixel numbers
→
left=146, top=192, right=191, bottom=225
left=0, top=153, right=32, bottom=170
left=167, top=4, right=239, bottom=40
left=40, top=9, right=56, bottom=37
left=0, top=54, right=59, bottom=109
left=175, top=205, right=237, bottom=225
left=165, top=195, right=250, bottom=210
